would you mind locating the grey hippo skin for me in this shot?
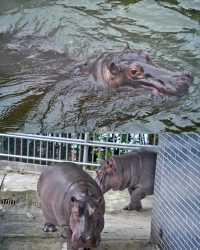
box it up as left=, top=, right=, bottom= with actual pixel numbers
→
left=95, top=149, right=157, bottom=211
left=37, top=163, right=105, bottom=250
left=77, top=47, right=193, bottom=96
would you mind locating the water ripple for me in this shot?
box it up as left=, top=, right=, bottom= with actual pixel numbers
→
left=0, top=0, right=199, bottom=132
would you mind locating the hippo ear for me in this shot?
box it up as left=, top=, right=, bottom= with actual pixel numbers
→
left=109, top=62, right=120, bottom=75
left=105, top=159, right=116, bottom=173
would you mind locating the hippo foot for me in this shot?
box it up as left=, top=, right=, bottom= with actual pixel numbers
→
left=123, top=204, right=142, bottom=211
left=43, top=223, right=57, bottom=232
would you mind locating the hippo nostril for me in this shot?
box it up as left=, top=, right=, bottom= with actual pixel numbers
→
left=79, top=235, right=86, bottom=243
left=184, top=71, right=193, bottom=80
left=85, top=235, right=92, bottom=241
left=183, top=71, right=191, bottom=76
left=79, top=234, right=92, bottom=242
left=176, top=71, right=193, bottom=86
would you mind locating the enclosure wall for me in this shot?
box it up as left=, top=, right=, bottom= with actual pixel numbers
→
left=151, top=134, right=200, bottom=250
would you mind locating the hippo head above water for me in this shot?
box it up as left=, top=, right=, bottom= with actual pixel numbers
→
left=91, top=48, right=193, bottom=96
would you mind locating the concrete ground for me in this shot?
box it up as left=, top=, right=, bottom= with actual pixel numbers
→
left=0, top=160, right=158, bottom=250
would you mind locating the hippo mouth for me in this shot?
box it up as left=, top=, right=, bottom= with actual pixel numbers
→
left=129, top=72, right=193, bottom=96
left=95, top=175, right=106, bottom=193
left=135, top=79, right=178, bottom=96
left=72, top=233, right=99, bottom=249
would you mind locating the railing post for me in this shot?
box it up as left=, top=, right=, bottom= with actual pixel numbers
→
left=83, top=133, right=89, bottom=170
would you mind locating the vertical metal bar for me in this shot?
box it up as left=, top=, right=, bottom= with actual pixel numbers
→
left=119, top=134, right=122, bottom=155
left=53, top=141, right=55, bottom=160
left=78, top=144, right=81, bottom=162
left=39, top=140, right=42, bottom=165
left=111, top=133, right=114, bottom=157
left=7, top=136, right=10, bottom=160
left=71, top=144, right=74, bottom=161
left=59, top=143, right=61, bottom=161
left=91, top=133, right=95, bottom=164
left=20, top=138, right=23, bottom=161
left=33, top=139, right=36, bottom=163
left=153, top=134, right=156, bottom=145
left=14, top=137, right=16, bottom=161
left=59, top=133, right=62, bottom=161
left=46, top=140, right=49, bottom=165
left=105, top=134, right=108, bottom=160
left=27, top=139, right=29, bottom=163
left=140, top=134, right=144, bottom=144
left=66, top=140, right=69, bottom=161
left=83, top=133, right=89, bottom=168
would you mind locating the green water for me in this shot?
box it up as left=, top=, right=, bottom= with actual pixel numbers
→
left=0, top=0, right=200, bottom=132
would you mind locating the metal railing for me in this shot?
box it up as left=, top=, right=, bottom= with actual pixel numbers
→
left=0, top=133, right=158, bottom=167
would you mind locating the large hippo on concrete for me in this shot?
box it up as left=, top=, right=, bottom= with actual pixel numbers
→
left=95, top=149, right=157, bottom=211
left=37, top=163, right=105, bottom=250
left=77, top=47, right=193, bottom=96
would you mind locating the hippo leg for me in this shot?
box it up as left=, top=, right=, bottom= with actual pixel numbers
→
left=124, top=187, right=145, bottom=211
left=43, top=223, right=57, bottom=232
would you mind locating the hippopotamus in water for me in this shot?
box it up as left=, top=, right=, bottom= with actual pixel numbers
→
left=37, top=163, right=105, bottom=250
left=95, top=149, right=157, bottom=211
left=78, top=47, right=193, bottom=96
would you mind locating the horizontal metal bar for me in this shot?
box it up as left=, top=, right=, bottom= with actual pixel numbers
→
left=0, top=133, right=158, bottom=150
left=0, top=133, right=85, bottom=144
left=0, top=153, right=99, bottom=167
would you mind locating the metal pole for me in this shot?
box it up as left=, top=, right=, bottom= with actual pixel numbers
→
left=83, top=133, right=89, bottom=169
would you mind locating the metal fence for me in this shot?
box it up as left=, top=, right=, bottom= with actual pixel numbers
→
left=0, top=133, right=158, bottom=167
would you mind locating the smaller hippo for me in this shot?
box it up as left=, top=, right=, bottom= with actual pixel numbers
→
left=95, top=149, right=157, bottom=211
left=37, top=163, right=105, bottom=250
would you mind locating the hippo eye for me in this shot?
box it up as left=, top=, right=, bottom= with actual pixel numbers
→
left=96, top=170, right=102, bottom=176
left=71, top=196, right=77, bottom=202
left=129, top=65, right=144, bottom=77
